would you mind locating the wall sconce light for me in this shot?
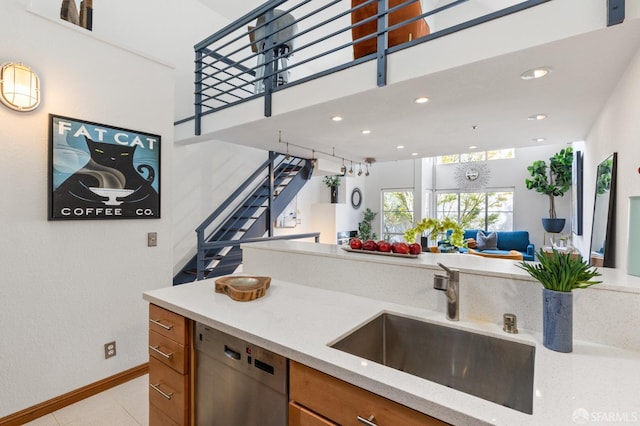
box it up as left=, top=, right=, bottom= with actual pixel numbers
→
left=0, top=62, right=41, bottom=112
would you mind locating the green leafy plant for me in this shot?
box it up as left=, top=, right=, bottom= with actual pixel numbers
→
left=404, top=217, right=464, bottom=248
left=517, top=248, right=601, bottom=292
left=525, top=147, right=573, bottom=218
left=322, top=175, right=341, bottom=188
left=358, top=208, right=378, bottom=241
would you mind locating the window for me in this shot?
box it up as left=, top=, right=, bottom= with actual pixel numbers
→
left=436, top=148, right=515, bottom=164
left=436, top=190, right=514, bottom=231
left=382, top=190, right=414, bottom=242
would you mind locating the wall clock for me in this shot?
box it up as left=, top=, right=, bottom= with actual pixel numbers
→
left=454, top=162, right=491, bottom=189
left=351, top=187, right=362, bottom=209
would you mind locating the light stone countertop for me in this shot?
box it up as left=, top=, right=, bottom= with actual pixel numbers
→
left=245, top=240, right=640, bottom=294
left=143, top=277, right=640, bottom=426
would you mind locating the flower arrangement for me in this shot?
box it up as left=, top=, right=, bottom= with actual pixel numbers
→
left=322, top=176, right=341, bottom=188
left=404, top=217, right=464, bottom=248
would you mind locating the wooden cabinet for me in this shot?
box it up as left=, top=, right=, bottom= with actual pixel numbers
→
left=289, top=361, right=448, bottom=426
left=148, top=304, right=192, bottom=426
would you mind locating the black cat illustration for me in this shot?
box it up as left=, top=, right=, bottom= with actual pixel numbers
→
left=53, top=137, right=159, bottom=215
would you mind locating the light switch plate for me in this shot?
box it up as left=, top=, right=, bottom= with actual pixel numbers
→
left=148, top=232, right=157, bottom=247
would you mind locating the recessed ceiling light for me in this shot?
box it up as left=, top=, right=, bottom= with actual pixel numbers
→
left=520, top=67, right=551, bottom=80
left=396, top=145, right=405, bottom=149
left=361, top=129, right=371, bottom=135
left=414, top=97, right=429, bottom=104
left=533, top=137, right=546, bottom=142
left=331, top=116, right=343, bottom=122
left=411, top=152, right=419, bottom=156
left=469, top=145, right=478, bottom=150
left=528, top=113, right=548, bottom=121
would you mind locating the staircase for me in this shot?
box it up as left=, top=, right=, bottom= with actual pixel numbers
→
left=173, top=152, right=315, bottom=285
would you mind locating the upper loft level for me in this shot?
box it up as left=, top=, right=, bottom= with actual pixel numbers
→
left=175, top=0, right=640, bottom=166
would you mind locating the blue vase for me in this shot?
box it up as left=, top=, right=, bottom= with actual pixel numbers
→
left=543, top=288, right=573, bottom=352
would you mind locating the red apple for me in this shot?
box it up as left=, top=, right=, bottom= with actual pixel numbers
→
left=349, top=238, right=363, bottom=250
left=391, top=242, right=410, bottom=254
left=408, top=243, right=422, bottom=255
left=362, top=240, right=378, bottom=251
left=377, top=240, right=392, bottom=252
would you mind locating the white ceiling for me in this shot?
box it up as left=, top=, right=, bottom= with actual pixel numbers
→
left=195, top=2, right=640, bottom=164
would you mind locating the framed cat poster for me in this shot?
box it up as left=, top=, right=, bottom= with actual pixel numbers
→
left=49, top=114, right=161, bottom=220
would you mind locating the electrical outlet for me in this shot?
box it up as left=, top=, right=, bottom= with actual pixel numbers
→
left=104, top=341, right=116, bottom=359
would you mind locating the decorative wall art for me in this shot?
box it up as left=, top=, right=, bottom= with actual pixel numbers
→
left=454, top=161, right=491, bottom=190
left=49, top=114, right=160, bottom=220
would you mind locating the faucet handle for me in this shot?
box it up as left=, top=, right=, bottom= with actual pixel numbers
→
left=433, top=274, right=448, bottom=290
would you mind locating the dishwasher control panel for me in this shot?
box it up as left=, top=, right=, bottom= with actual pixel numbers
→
left=195, top=322, right=287, bottom=394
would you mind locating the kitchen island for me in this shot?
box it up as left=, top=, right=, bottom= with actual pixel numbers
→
left=144, top=241, right=640, bottom=425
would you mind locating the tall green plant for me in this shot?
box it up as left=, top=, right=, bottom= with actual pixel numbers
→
left=358, top=208, right=378, bottom=241
left=517, top=248, right=601, bottom=292
left=525, top=147, right=573, bottom=219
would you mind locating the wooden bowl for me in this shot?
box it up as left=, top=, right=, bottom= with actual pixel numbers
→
left=214, top=276, right=271, bottom=302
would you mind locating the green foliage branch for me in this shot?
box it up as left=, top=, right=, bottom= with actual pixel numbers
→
left=517, top=248, right=601, bottom=292
left=404, top=217, right=464, bottom=248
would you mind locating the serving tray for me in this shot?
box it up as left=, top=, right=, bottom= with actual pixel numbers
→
left=214, top=276, right=271, bottom=301
left=341, top=246, right=419, bottom=258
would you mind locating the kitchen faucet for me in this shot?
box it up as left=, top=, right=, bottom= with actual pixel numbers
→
left=433, top=262, right=459, bottom=321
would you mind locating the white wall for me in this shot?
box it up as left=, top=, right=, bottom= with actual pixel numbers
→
left=0, top=1, right=174, bottom=417
left=575, top=46, right=640, bottom=270
left=29, top=0, right=229, bottom=122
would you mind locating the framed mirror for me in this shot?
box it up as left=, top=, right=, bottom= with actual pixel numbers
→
left=589, top=153, right=617, bottom=267
left=351, top=187, right=362, bottom=209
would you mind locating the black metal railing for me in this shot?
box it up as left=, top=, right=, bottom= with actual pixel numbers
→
left=193, top=152, right=313, bottom=279
left=191, top=0, right=550, bottom=134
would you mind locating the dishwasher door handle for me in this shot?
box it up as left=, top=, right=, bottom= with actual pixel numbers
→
left=224, top=345, right=241, bottom=361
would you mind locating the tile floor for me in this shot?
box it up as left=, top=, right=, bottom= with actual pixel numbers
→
left=24, top=374, right=148, bottom=426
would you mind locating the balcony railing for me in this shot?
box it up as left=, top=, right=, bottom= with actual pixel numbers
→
left=191, top=0, right=550, bottom=135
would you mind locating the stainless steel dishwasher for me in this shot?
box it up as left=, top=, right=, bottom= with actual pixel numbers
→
left=195, top=322, right=288, bottom=426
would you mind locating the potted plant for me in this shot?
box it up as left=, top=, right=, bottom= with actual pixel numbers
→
left=322, top=175, right=341, bottom=203
left=517, top=248, right=601, bottom=353
left=357, top=208, right=378, bottom=241
left=404, top=217, right=464, bottom=252
left=525, top=147, right=573, bottom=233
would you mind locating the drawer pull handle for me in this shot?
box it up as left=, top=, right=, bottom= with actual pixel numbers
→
left=149, top=345, right=173, bottom=359
left=149, top=318, right=174, bottom=330
left=357, top=415, right=377, bottom=426
left=150, top=383, right=173, bottom=400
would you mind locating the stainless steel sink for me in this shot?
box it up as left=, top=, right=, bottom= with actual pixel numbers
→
left=330, top=313, right=535, bottom=414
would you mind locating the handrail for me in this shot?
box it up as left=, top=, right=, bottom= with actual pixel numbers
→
left=194, top=151, right=311, bottom=280
left=195, top=156, right=272, bottom=234
left=190, top=0, right=551, bottom=134
left=202, top=233, right=320, bottom=250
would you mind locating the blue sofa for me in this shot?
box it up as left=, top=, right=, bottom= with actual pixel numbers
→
left=456, top=230, right=535, bottom=261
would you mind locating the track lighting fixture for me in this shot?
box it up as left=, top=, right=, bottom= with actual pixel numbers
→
left=275, top=131, right=372, bottom=177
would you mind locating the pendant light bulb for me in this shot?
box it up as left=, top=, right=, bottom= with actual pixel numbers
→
left=285, top=142, right=291, bottom=160
left=365, top=163, right=370, bottom=176
left=358, top=163, right=363, bottom=176
left=340, top=158, right=346, bottom=174
left=349, top=161, right=354, bottom=175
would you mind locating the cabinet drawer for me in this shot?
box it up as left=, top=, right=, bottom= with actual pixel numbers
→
left=149, top=304, right=188, bottom=344
left=289, top=401, right=337, bottom=426
left=149, top=357, right=189, bottom=425
left=149, top=329, right=188, bottom=374
left=290, top=361, right=447, bottom=426
left=149, top=402, right=180, bottom=426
